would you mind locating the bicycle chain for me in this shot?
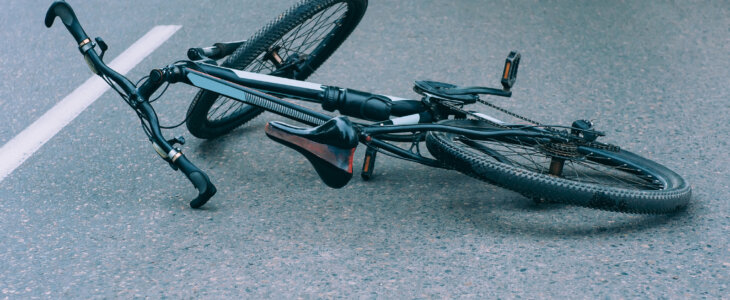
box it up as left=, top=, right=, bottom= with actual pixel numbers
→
left=437, top=99, right=539, bottom=128
left=437, top=98, right=620, bottom=152
left=475, top=98, right=546, bottom=127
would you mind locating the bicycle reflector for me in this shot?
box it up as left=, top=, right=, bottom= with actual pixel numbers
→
left=501, top=51, right=520, bottom=91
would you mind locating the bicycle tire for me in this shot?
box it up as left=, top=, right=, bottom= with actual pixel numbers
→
left=425, top=119, right=691, bottom=214
left=186, top=0, right=368, bottom=139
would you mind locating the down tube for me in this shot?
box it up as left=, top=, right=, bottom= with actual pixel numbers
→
left=184, top=68, right=331, bottom=126
left=196, top=63, right=325, bottom=101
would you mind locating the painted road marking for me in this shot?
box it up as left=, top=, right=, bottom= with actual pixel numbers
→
left=0, top=25, right=181, bottom=183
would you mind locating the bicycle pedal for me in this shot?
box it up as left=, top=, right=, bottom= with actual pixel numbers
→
left=361, top=146, right=378, bottom=180
left=501, top=51, right=520, bottom=91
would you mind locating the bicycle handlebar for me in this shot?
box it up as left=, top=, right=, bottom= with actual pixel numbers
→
left=46, top=1, right=218, bottom=208
left=137, top=101, right=218, bottom=208
left=46, top=1, right=137, bottom=95
left=45, top=1, right=89, bottom=45
left=174, top=155, right=217, bottom=208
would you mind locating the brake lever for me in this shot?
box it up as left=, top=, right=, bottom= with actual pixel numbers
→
left=95, top=37, right=108, bottom=60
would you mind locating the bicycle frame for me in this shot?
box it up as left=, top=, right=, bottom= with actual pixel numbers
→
left=46, top=1, right=552, bottom=208
left=172, top=62, right=552, bottom=165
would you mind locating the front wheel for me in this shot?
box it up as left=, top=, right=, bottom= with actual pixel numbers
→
left=425, top=119, right=691, bottom=214
left=186, top=0, right=368, bottom=139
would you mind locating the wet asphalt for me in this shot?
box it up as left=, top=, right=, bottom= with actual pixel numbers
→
left=0, top=0, right=728, bottom=298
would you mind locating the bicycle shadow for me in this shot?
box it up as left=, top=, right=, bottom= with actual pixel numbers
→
left=370, top=165, right=693, bottom=238
left=185, top=131, right=695, bottom=238
left=449, top=189, right=692, bottom=238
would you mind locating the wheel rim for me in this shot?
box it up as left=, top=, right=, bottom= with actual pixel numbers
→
left=206, top=2, right=350, bottom=124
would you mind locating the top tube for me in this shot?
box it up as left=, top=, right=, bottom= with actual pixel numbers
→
left=193, top=62, right=428, bottom=122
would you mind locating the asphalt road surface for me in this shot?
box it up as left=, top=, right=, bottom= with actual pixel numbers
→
left=1, top=0, right=728, bottom=298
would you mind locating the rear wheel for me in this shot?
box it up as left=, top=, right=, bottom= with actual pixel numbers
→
left=187, top=0, right=368, bottom=139
left=426, top=119, right=691, bottom=214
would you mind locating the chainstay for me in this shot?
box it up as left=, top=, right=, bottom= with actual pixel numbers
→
left=439, top=99, right=620, bottom=152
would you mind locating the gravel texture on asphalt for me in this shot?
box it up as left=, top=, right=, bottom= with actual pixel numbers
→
left=1, top=0, right=728, bottom=298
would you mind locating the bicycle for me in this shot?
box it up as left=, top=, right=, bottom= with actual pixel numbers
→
left=45, top=0, right=691, bottom=213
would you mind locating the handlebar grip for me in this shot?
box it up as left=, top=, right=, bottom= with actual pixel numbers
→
left=45, top=1, right=90, bottom=44
left=174, top=154, right=217, bottom=208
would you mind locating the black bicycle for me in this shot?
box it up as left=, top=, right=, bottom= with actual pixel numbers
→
left=45, top=0, right=690, bottom=213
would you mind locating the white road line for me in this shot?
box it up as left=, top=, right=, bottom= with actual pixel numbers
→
left=0, top=25, right=181, bottom=183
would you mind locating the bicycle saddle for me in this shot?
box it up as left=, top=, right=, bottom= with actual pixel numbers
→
left=413, top=80, right=511, bottom=102
left=265, top=117, right=358, bottom=188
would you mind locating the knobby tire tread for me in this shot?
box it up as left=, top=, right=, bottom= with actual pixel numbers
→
left=186, top=0, right=367, bottom=139
left=425, top=119, right=691, bottom=214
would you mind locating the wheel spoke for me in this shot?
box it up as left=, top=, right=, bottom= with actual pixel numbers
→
left=205, top=2, right=350, bottom=123
left=278, top=4, right=346, bottom=58
left=457, top=132, right=663, bottom=191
